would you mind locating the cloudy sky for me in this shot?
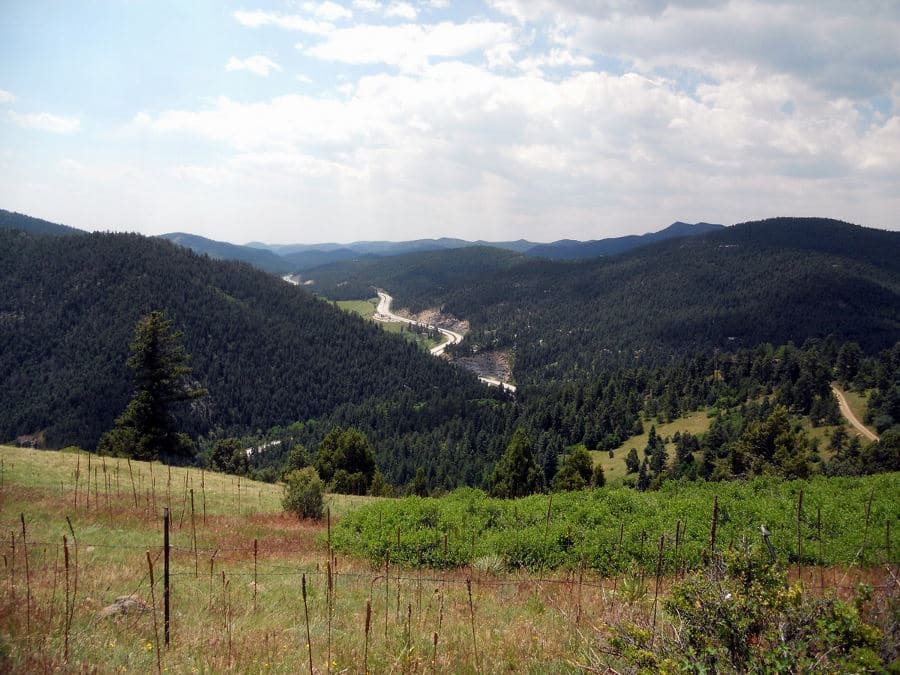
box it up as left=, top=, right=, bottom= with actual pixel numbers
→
left=1, top=1, right=898, bottom=244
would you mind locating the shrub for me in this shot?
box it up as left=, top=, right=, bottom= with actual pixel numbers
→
left=658, top=548, right=883, bottom=672
left=282, top=467, right=325, bottom=520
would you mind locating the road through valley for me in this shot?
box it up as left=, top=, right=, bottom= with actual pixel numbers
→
left=374, top=291, right=516, bottom=392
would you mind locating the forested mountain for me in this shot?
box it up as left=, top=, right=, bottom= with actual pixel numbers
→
left=0, top=209, right=85, bottom=236
left=159, top=232, right=295, bottom=275
left=523, top=221, right=724, bottom=259
left=309, top=246, right=526, bottom=301
left=313, top=218, right=899, bottom=386
left=157, top=221, right=730, bottom=274
left=3, top=213, right=897, bottom=492
left=0, top=229, right=512, bottom=484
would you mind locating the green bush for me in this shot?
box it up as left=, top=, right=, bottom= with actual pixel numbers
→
left=282, top=467, right=325, bottom=520
left=607, top=547, right=886, bottom=672
left=331, top=474, right=899, bottom=573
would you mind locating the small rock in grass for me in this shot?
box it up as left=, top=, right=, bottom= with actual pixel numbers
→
left=98, top=595, right=149, bottom=618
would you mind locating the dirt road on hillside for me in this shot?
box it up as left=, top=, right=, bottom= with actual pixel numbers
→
left=831, top=385, right=879, bottom=442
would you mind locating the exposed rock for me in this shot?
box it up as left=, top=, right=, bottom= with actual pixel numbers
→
left=98, top=595, right=149, bottom=618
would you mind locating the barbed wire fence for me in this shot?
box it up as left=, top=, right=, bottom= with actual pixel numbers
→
left=1, top=469, right=898, bottom=671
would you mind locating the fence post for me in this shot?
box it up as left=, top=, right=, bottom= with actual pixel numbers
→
left=163, top=506, right=170, bottom=646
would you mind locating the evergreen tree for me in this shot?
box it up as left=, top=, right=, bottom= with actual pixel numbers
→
left=591, top=463, right=606, bottom=488
left=97, top=311, right=206, bottom=462
left=625, top=447, right=640, bottom=474
left=637, top=458, right=650, bottom=491
left=315, top=427, right=376, bottom=495
left=489, top=428, right=543, bottom=498
left=411, top=466, right=429, bottom=496
left=210, top=438, right=249, bottom=476
left=552, top=446, right=594, bottom=491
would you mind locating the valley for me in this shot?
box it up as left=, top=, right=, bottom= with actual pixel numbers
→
left=1, top=211, right=898, bottom=672
left=5, top=2, right=899, bottom=668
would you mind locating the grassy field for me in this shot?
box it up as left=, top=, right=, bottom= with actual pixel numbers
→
left=589, top=409, right=713, bottom=484
left=337, top=298, right=441, bottom=351
left=2, top=445, right=896, bottom=672
left=0, top=445, right=638, bottom=672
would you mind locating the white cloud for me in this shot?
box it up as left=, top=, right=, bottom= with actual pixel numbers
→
left=127, top=55, right=900, bottom=240
left=518, top=48, right=592, bottom=74
left=385, top=2, right=417, bottom=19
left=302, top=1, right=353, bottom=21
left=0, top=89, right=15, bottom=103
left=296, top=74, right=314, bottom=84
left=233, top=9, right=334, bottom=35
left=353, top=0, right=383, bottom=10
left=9, top=111, right=80, bottom=133
left=485, top=42, right=522, bottom=70
left=57, top=158, right=86, bottom=173
left=490, top=0, right=900, bottom=100
left=225, top=55, right=282, bottom=77
left=303, top=21, right=515, bottom=71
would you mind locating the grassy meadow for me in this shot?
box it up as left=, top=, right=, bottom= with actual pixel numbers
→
left=2, top=445, right=897, bottom=673
left=0, top=445, right=649, bottom=673
left=588, top=409, right=713, bottom=484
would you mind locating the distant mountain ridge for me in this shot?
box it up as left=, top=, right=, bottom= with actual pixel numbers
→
left=0, top=209, right=85, bottom=236
left=242, top=222, right=724, bottom=271
left=1, top=207, right=729, bottom=274
left=159, top=232, right=295, bottom=275
left=523, top=221, right=724, bottom=259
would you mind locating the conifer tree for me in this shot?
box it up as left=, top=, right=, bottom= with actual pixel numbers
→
left=98, top=311, right=206, bottom=462
left=489, top=428, right=543, bottom=498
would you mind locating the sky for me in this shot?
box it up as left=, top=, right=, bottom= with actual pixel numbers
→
left=1, top=1, right=899, bottom=244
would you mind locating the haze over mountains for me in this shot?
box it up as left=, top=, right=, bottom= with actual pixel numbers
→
left=2, top=208, right=725, bottom=274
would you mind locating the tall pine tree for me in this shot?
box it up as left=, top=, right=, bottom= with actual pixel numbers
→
left=98, top=311, right=206, bottom=462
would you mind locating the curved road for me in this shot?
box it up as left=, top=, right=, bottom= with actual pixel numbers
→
left=375, top=291, right=463, bottom=355
left=374, top=291, right=516, bottom=392
left=831, top=385, right=879, bottom=442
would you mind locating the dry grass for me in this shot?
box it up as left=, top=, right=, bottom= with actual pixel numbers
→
left=1, top=445, right=894, bottom=673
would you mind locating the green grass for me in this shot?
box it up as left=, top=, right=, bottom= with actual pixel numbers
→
left=333, top=475, right=900, bottom=573
left=336, top=298, right=378, bottom=319
left=590, top=409, right=713, bottom=484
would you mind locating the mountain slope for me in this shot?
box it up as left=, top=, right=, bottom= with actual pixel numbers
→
left=523, top=221, right=724, bottom=259
left=0, top=209, right=85, bottom=236
left=309, top=246, right=527, bottom=303
left=160, top=232, right=295, bottom=275
left=0, top=230, right=503, bottom=458
left=314, top=218, right=900, bottom=384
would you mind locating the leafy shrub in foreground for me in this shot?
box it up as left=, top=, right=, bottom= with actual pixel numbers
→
left=606, top=547, right=885, bottom=673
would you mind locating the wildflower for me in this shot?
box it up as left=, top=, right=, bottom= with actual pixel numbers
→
left=144, top=641, right=153, bottom=652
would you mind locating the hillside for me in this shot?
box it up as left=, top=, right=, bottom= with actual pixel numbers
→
left=159, top=232, right=295, bottom=275
left=3, top=445, right=894, bottom=672
left=313, top=218, right=900, bottom=384
left=523, top=221, right=724, bottom=259
left=309, top=245, right=527, bottom=303
left=0, top=208, right=85, bottom=236
left=0, top=229, right=509, bottom=485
